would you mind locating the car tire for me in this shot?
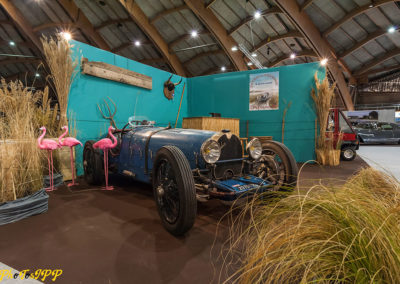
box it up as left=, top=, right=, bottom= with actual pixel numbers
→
left=83, top=140, right=104, bottom=185
left=341, top=146, right=356, bottom=161
left=259, top=141, right=298, bottom=189
left=152, top=146, right=197, bottom=236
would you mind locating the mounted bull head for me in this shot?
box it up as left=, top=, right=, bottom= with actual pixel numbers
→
left=163, top=74, right=182, bottom=100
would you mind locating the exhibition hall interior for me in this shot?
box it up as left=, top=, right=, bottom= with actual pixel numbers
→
left=0, top=0, right=399, bottom=283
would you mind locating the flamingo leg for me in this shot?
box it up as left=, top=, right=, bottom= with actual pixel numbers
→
left=50, top=150, right=54, bottom=191
left=107, top=150, right=113, bottom=190
left=68, top=147, right=78, bottom=187
left=45, top=150, right=52, bottom=191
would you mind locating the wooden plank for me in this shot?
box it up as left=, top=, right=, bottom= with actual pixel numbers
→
left=81, top=58, right=152, bottom=89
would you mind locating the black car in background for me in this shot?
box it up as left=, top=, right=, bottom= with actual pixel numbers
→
left=354, top=121, right=400, bottom=144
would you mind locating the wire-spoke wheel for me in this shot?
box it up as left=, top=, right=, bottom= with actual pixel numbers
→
left=153, top=146, right=196, bottom=236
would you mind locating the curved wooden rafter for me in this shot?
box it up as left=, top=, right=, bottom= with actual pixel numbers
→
left=228, top=6, right=282, bottom=36
left=323, top=0, right=395, bottom=37
left=184, top=50, right=224, bottom=66
left=150, top=4, right=188, bottom=24
left=268, top=50, right=317, bottom=67
left=300, top=0, right=315, bottom=11
left=118, top=0, right=186, bottom=76
left=184, top=0, right=248, bottom=71
left=252, top=30, right=303, bottom=52
left=339, top=30, right=386, bottom=58
left=354, top=48, right=400, bottom=76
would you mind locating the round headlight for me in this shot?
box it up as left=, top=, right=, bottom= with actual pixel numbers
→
left=200, top=139, right=221, bottom=164
left=247, top=138, right=262, bottom=160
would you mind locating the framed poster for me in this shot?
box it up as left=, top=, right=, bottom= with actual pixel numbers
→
left=249, top=72, right=279, bottom=111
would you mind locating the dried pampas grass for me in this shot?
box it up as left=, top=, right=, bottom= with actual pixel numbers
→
left=41, top=35, right=77, bottom=126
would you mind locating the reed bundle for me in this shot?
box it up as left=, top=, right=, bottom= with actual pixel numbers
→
left=223, top=168, right=400, bottom=283
left=41, top=35, right=77, bottom=126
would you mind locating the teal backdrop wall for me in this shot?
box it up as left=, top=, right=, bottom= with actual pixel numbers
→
left=67, top=41, right=324, bottom=175
left=188, top=63, right=325, bottom=162
left=67, top=41, right=188, bottom=175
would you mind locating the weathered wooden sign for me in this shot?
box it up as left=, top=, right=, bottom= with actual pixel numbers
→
left=81, top=58, right=152, bottom=89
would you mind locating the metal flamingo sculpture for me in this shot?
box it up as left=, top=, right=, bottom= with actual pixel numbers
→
left=58, top=126, right=82, bottom=187
left=38, top=126, right=60, bottom=191
left=93, top=126, right=118, bottom=190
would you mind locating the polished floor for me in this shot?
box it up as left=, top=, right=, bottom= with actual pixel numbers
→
left=0, top=157, right=368, bottom=284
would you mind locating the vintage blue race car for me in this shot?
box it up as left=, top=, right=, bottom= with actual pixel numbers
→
left=83, top=119, right=298, bottom=236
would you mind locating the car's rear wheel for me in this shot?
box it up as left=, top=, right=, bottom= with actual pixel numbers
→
left=341, top=146, right=356, bottom=161
left=83, top=140, right=104, bottom=185
left=152, top=146, right=197, bottom=236
left=253, top=141, right=298, bottom=190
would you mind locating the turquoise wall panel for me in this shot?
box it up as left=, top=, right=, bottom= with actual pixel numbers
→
left=67, top=41, right=188, bottom=175
left=188, top=63, right=325, bottom=162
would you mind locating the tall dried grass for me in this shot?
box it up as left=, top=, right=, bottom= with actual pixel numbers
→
left=223, top=168, right=400, bottom=283
left=41, top=35, right=77, bottom=127
left=0, top=79, right=44, bottom=202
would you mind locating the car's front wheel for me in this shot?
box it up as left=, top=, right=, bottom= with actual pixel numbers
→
left=152, top=146, right=197, bottom=236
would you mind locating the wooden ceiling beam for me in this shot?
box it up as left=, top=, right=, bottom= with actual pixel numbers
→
left=339, top=30, right=386, bottom=58
left=356, top=65, right=400, bottom=78
left=300, top=0, right=315, bottom=11
left=0, top=57, right=41, bottom=66
left=57, top=0, right=111, bottom=51
left=169, top=31, right=211, bottom=50
left=252, top=30, right=303, bottom=52
left=228, top=7, right=282, bottom=36
left=205, top=0, right=218, bottom=9
left=183, top=0, right=248, bottom=71
left=32, top=21, right=78, bottom=32
left=118, top=0, right=186, bottom=76
left=268, top=50, right=317, bottom=67
left=184, top=50, right=225, bottom=66
left=354, top=48, right=400, bottom=76
left=94, top=18, right=131, bottom=31
left=150, top=4, right=187, bottom=24
left=0, top=0, right=42, bottom=51
left=275, top=0, right=354, bottom=110
left=323, top=0, right=394, bottom=37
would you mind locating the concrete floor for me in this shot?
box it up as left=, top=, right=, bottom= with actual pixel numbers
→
left=0, top=158, right=368, bottom=284
left=357, top=145, right=400, bottom=181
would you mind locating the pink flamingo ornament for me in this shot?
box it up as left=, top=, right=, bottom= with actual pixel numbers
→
left=38, top=126, right=60, bottom=191
left=58, top=126, right=82, bottom=187
left=93, top=126, right=118, bottom=190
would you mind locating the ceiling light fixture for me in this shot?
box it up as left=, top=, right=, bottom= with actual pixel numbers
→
left=9, top=41, right=15, bottom=46
left=290, top=53, right=296, bottom=59
left=231, top=46, right=238, bottom=51
left=135, top=40, right=141, bottom=46
left=60, top=31, right=72, bottom=40
left=251, top=53, right=257, bottom=57
left=388, top=26, right=396, bottom=33
left=191, top=30, right=198, bottom=38
left=221, top=66, right=226, bottom=71
left=35, top=73, right=40, bottom=77
left=320, top=58, right=328, bottom=66
left=254, top=11, right=261, bottom=19
left=369, top=4, right=374, bottom=8
left=247, top=62, right=253, bottom=66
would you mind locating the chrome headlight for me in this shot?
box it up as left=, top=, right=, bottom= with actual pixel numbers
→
left=246, top=138, right=262, bottom=160
left=200, top=139, right=221, bottom=164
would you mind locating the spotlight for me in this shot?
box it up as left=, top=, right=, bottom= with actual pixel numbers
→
left=191, top=30, right=198, bottom=38
left=388, top=26, right=396, bottom=33
left=134, top=40, right=141, bottom=46
left=247, top=62, right=253, bottom=66
left=251, top=53, right=257, bottom=57
left=221, top=66, right=226, bottom=71
left=320, top=58, right=328, bottom=66
left=231, top=46, right=238, bottom=51
left=60, top=31, right=72, bottom=40
left=369, top=4, right=374, bottom=8
left=35, top=73, right=40, bottom=78
left=254, top=11, right=261, bottom=19
left=9, top=41, right=15, bottom=46
left=290, top=53, right=296, bottom=59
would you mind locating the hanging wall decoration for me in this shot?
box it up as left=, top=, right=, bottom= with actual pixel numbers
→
left=249, top=72, right=279, bottom=111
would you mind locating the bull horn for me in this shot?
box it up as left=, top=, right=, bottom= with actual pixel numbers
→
left=166, top=74, right=173, bottom=83
left=174, top=77, right=183, bottom=86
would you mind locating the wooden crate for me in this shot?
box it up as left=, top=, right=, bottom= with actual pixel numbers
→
left=182, top=117, right=240, bottom=136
